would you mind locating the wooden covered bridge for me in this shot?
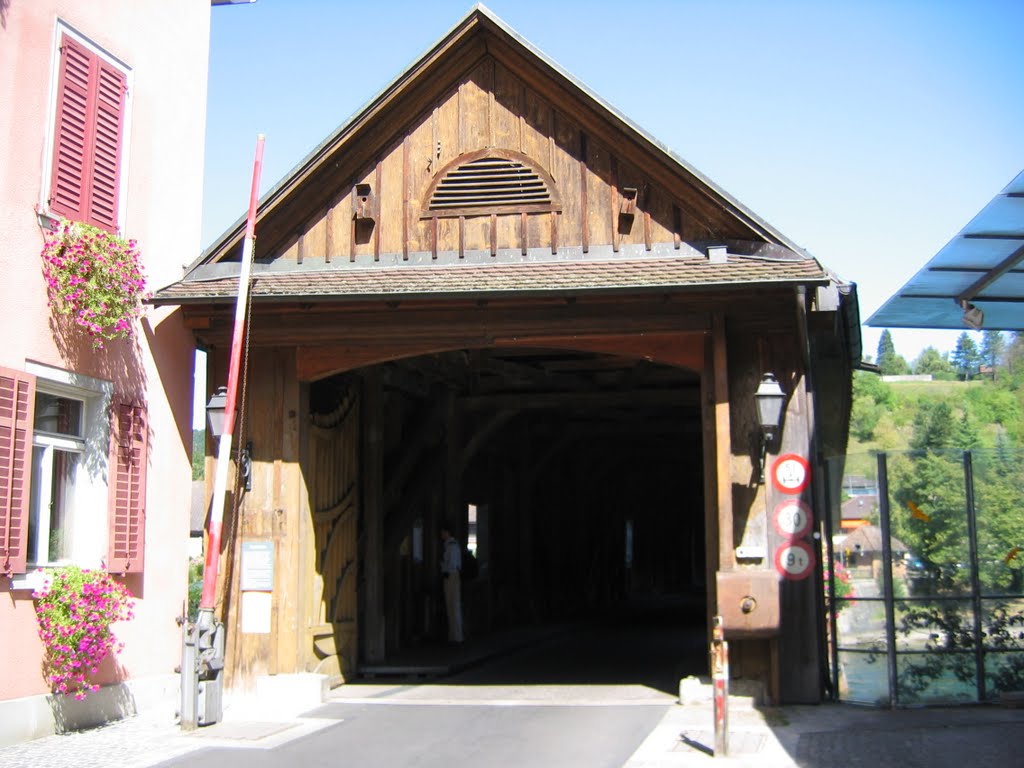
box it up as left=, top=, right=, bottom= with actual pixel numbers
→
left=155, top=7, right=860, bottom=704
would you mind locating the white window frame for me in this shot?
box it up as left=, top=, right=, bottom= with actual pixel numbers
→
left=37, top=20, right=134, bottom=233
left=24, top=363, right=112, bottom=571
left=30, top=420, right=85, bottom=566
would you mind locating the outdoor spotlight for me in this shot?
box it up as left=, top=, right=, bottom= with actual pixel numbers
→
left=754, top=373, right=786, bottom=482
left=961, top=300, right=984, bottom=331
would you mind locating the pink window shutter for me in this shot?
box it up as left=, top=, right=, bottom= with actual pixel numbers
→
left=0, top=368, right=36, bottom=575
left=87, top=58, right=126, bottom=231
left=49, top=35, right=96, bottom=223
left=107, top=401, right=147, bottom=573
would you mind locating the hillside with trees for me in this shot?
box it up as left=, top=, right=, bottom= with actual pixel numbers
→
left=852, top=330, right=1024, bottom=453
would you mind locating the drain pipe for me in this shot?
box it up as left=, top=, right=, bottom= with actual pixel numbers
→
left=181, top=135, right=265, bottom=730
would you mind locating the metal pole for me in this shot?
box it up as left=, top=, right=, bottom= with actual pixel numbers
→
left=876, top=452, right=899, bottom=707
left=963, top=450, right=986, bottom=702
left=710, top=615, right=729, bottom=757
left=198, top=134, right=265, bottom=625
left=823, top=458, right=840, bottom=701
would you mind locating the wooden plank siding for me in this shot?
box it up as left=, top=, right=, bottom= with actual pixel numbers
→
left=257, top=55, right=752, bottom=267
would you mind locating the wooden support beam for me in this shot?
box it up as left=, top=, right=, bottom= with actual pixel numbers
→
left=461, top=387, right=699, bottom=412
left=361, top=369, right=385, bottom=662
left=445, top=388, right=464, bottom=544
left=713, top=313, right=734, bottom=571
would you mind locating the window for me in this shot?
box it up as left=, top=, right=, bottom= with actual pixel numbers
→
left=29, top=393, right=85, bottom=565
left=0, top=365, right=147, bottom=578
left=45, top=27, right=129, bottom=232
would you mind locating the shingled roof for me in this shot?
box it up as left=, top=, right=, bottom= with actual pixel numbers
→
left=156, top=250, right=829, bottom=304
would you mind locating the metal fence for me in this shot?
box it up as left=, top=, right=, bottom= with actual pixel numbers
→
left=824, top=449, right=1024, bottom=706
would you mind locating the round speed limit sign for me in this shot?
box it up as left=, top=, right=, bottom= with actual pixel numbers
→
left=774, top=540, right=815, bottom=581
left=773, top=499, right=813, bottom=540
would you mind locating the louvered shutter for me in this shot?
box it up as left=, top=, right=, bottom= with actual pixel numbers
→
left=107, top=401, right=147, bottom=573
left=88, top=58, right=127, bottom=230
left=0, top=368, right=36, bottom=575
left=48, top=34, right=126, bottom=231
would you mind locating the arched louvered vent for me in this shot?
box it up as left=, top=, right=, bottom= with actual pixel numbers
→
left=424, top=150, right=560, bottom=217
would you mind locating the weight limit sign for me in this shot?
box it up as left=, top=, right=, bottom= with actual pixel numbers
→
left=774, top=540, right=815, bottom=581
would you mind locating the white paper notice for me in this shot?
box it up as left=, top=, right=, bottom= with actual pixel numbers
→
left=240, top=590, right=272, bottom=634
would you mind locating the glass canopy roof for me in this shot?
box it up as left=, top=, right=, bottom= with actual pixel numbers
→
left=868, top=169, right=1024, bottom=331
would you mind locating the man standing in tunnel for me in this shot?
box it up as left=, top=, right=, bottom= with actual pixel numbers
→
left=441, top=527, right=465, bottom=643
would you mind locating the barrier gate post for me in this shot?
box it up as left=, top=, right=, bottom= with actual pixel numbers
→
left=710, top=615, right=729, bottom=757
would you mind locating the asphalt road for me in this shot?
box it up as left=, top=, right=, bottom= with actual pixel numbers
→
left=153, top=598, right=706, bottom=768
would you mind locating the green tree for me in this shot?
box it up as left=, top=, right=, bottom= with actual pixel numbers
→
left=850, top=394, right=883, bottom=441
left=951, top=332, right=982, bottom=381
left=853, top=369, right=894, bottom=406
left=876, top=330, right=910, bottom=375
left=910, top=400, right=953, bottom=452
left=849, top=371, right=893, bottom=441
left=1004, top=332, right=1024, bottom=382
left=981, top=330, right=1005, bottom=380
left=952, top=411, right=981, bottom=450
left=964, top=385, right=1023, bottom=437
left=912, top=346, right=955, bottom=379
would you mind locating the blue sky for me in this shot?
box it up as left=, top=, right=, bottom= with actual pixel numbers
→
left=200, top=0, right=1024, bottom=363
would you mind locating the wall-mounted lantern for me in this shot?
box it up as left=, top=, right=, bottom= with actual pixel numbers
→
left=205, top=386, right=252, bottom=492
left=754, top=373, right=785, bottom=482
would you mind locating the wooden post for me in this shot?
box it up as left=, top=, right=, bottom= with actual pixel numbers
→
left=713, top=314, right=734, bottom=571
left=362, top=370, right=385, bottom=663
left=444, top=388, right=464, bottom=541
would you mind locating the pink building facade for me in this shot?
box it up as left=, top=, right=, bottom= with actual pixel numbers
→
left=0, top=1, right=211, bottom=742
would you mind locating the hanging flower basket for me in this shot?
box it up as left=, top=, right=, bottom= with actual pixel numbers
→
left=41, top=220, right=148, bottom=349
left=33, top=566, right=134, bottom=699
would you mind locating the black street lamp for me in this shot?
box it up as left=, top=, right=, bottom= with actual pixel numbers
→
left=754, top=373, right=785, bottom=482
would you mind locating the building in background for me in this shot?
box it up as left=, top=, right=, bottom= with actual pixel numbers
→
left=0, top=0, right=211, bottom=744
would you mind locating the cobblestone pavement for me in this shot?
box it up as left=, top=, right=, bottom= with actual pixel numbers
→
left=0, top=704, right=199, bottom=768
left=0, top=701, right=337, bottom=768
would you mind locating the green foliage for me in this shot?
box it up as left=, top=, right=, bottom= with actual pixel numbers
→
left=192, top=429, right=205, bottom=481
left=909, top=401, right=954, bottom=452
left=912, top=346, right=955, bottom=379
left=850, top=372, right=895, bottom=441
left=951, top=332, right=982, bottom=381
left=187, top=558, right=204, bottom=621
left=876, top=330, right=910, bottom=375
left=826, top=559, right=856, bottom=611
left=964, top=385, right=1021, bottom=429
left=981, top=330, right=1005, bottom=375
left=952, top=411, right=981, bottom=450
